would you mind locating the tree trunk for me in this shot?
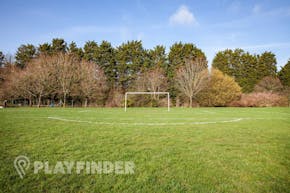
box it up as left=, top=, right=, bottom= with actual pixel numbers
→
left=84, top=98, right=88, bottom=108
left=29, top=96, right=32, bottom=107
left=37, top=95, right=42, bottom=108
left=63, top=93, right=66, bottom=108
left=176, top=96, right=180, bottom=107
left=189, top=97, right=192, bottom=108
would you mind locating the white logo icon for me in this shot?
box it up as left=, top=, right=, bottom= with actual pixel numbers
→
left=14, top=155, right=30, bottom=179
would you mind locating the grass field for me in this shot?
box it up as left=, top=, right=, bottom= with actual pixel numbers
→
left=0, top=107, right=289, bottom=193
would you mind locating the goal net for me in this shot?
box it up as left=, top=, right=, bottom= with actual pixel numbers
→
left=124, top=92, right=170, bottom=112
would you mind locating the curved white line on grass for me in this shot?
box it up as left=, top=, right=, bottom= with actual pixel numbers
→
left=47, top=117, right=94, bottom=123
left=47, top=117, right=246, bottom=125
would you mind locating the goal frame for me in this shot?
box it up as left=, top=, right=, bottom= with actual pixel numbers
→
left=124, top=92, right=170, bottom=112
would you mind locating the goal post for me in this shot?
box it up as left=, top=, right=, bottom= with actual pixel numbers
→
left=124, top=92, right=170, bottom=112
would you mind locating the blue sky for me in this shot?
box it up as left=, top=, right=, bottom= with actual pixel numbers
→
left=1, top=0, right=290, bottom=68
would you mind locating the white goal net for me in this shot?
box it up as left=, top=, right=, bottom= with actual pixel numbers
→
left=124, top=92, right=170, bottom=112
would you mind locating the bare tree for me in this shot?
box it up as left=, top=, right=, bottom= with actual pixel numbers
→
left=2, top=57, right=52, bottom=107
left=175, top=57, right=208, bottom=107
left=73, top=60, right=107, bottom=107
left=25, top=55, right=56, bottom=107
left=254, top=76, right=283, bottom=93
left=54, top=53, right=79, bottom=107
left=2, top=65, right=37, bottom=106
left=2, top=67, right=23, bottom=101
left=135, top=67, right=167, bottom=99
left=16, top=70, right=36, bottom=106
left=0, top=65, right=17, bottom=100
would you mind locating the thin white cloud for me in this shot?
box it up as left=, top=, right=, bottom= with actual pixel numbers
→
left=241, top=42, right=290, bottom=50
left=252, top=4, right=261, bottom=14
left=207, top=42, right=290, bottom=52
left=227, top=1, right=241, bottom=13
left=169, top=5, right=198, bottom=26
left=251, top=5, right=290, bottom=17
left=266, top=6, right=290, bottom=17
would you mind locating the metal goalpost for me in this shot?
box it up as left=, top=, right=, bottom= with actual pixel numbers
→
left=124, top=92, right=170, bottom=112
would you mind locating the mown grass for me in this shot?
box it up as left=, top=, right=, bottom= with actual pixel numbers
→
left=0, top=107, right=289, bottom=193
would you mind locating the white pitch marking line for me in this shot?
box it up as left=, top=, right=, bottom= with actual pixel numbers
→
left=47, top=117, right=251, bottom=126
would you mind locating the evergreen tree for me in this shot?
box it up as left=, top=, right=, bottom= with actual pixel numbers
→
left=15, top=44, right=36, bottom=68
left=212, top=48, right=244, bottom=80
left=168, top=42, right=206, bottom=101
left=83, top=41, right=99, bottom=62
left=279, top=60, right=290, bottom=87
left=51, top=38, right=67, bottom=53
left=68, top=41, right=83, bottom=59
left=240, top=52, right=259, bottom=92
left=257, top=51, right=277, bottom=78
left=97, top=41, right=117, bottom=86
left=37, top=43, right=52, bottom=55
left=115, top=40, right=146, bottom=91
left=0, top=51, right=5, bottom=67
left=168, top=42, right=206, bottom=78
left=212, top=49, right=277, bottom=93
left=148, top=45, right=167, bottom=70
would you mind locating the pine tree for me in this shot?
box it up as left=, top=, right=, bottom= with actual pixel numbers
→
left=15, top=44, right=36, bottom=68
left=38, top=43, right=52, bottom=55
left=51, top=38, right=67, bottom=53
left=168, top=42, right=206, bottom=102
left=68, top=42, right=83, bottom=59
left=83, top=41, right=99, bottom=62
left=0, top=51, right=5, bottom=67
left=240, top=52, right=259, bottom=92
left=212, top=49, right=277, bottom=93
left=115, top=40, right=146, bottom=91
left=279, top=60, right=290, bottom=87
left=148, top=45, right=167, bottom=70
left=97, top=41, right=117, bottom=87
left=257, top=51, right=277, bottom=78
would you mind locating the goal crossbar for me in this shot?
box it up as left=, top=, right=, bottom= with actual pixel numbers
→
left=125, top=92, right=170, bottom=112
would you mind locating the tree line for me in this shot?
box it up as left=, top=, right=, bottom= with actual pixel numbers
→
left=0, top=38, right=289, bottom=107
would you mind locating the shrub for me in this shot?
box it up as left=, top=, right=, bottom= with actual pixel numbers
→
left=254, top=76, right=283, bottom=93
left=105, top=89, right=124, bottom=107
left=197, top=68, right=242, bottom=106
left=230, top=92, right=288, bottom=107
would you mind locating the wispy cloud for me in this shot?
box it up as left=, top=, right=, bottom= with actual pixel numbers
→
left=35, top=25, right=135, bottom=44
left=241, top=42, right=290, bottom=50
left=252, top=4, right=261, bottom=14
left=68, top=26, right=117, bottom=34
left=169, top=5, right=198, bottom=26
left=251, top=4, right=290, bottom=17
left=265, top=6, right=290, bottom=17
left=227, top=1, right=241, bottom=13
left=205, top=42, right=290, bottom=53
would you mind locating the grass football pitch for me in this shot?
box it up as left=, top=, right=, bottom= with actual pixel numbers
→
left=0, top=107, right=289, bottom=192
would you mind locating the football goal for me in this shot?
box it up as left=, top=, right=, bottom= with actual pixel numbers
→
left=124, top=92, right=170, bottom=112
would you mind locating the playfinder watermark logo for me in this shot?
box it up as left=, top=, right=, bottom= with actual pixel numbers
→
left=14, top=155, right=135, bottom=179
